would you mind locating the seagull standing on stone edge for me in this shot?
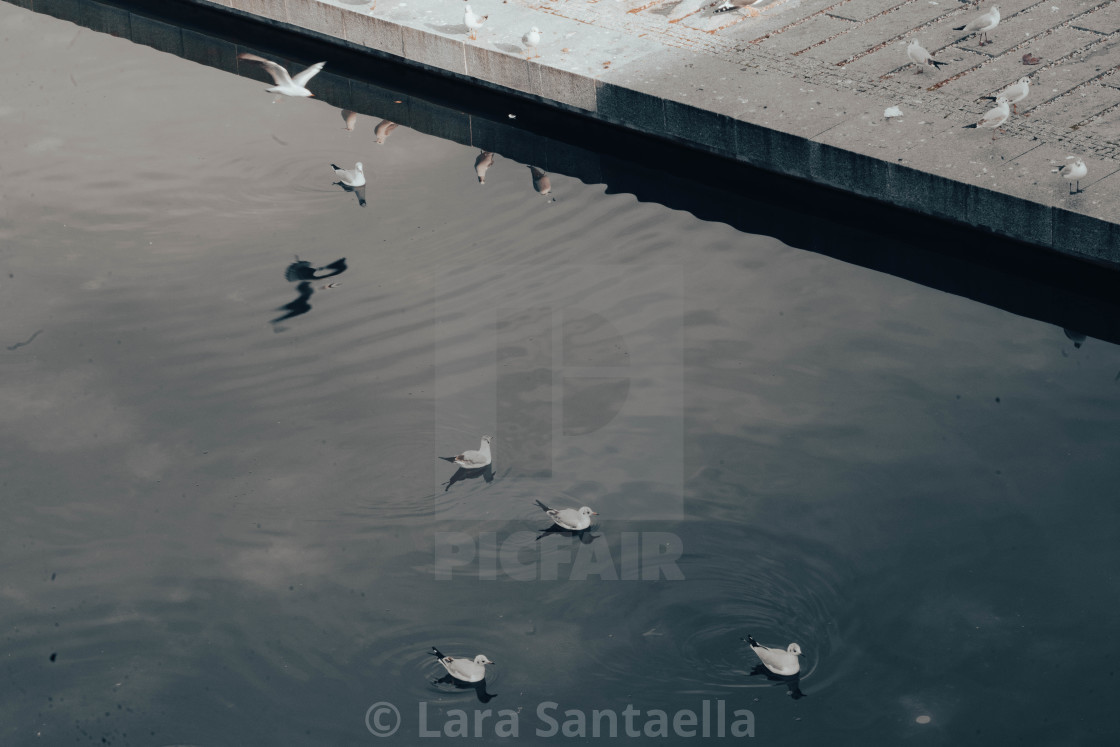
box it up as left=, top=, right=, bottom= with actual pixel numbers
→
left=523, top=27, right=541, bottom=59
left=439, top=435, right=493, bottom=470
left=953, top=6, right=1000, bottom=47
left=742, top=635, right=802, bottom=676
left=906, top=40, right=948, bottom=73
left=714, top=0, right=767, bottom=14
left=963, top=96, right=1010, bottom=139
left=464, top=5, right=488, bottom=40
left=1054, top=156, right=1087, bottom=194
left=430, top=648, right=494, bottom=683
left=237, top=53, right=326, bottom=98
left=984, top=76, right=1030, bottom=114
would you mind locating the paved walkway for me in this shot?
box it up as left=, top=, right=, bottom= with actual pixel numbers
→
left=31, top=0, right=1120, bottom=262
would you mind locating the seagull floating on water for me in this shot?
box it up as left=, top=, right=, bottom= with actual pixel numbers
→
left=743, top=635, right=802, bottom=676
left=475, top=151, right=495, bottom=183
left=535, top=499, right=597, bottom=531
left=430, top=647, right=493, bottom=683
left=954, top=6, right=999, bottom=46
left=984, top=77, right=1029, bottom=114
left=906, top=40, right=947, bottom=73
left=464, top=5, right=488, bottom=40
left=963, top=97, right=1010, bottom=139
left=1053, top=156, right=1086, bottom=194
left=237, top=53, right=326, bottom=98
left=439, top=435, right=492, bottom=470
left=332, top=162, right=365, bottom=187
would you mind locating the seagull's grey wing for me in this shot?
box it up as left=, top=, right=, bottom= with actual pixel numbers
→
left=291, top=61, right=327, bottom=88
left=239, top=53, right=294, bottom=87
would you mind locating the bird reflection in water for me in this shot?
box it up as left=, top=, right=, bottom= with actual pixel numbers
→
left=529, top=165, right=556, bottom=202
left=746, top=662, right=806, bottom=700
left=1063, top=329, right=1087, bottom=349
left=442, top=463, right=494, bottom=492
left=375, top=120, right=399, bottom=145
left=431, top=672, right=497, bottom=704
left=271, top=256, right=347, bottom=331
left=534, top=524, right=600, bottom=544
left=341, top=109, right=358, bottom=132
left=475, top=150, right=495, bottom=183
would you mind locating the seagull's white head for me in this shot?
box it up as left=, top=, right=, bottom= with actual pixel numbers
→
left=355, top=162, right=364, bottom=173
left=787, top=643, right=803, bottom=656
left=907, top=39, right=918, bottom=47
left=995, top=96, right=1010, bottom=104
left=1017, top=76, right=1030, bottom=85
left=531, top=26, right=540, bottom=33
left=474, top=655, right=494, bottom=666
left=578, top=506, right=598, bottom=517
left=481, top=435, right=493, bottom=444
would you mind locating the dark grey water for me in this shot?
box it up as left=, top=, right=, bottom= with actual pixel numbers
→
left=3, top=3, right=1120, bottom=745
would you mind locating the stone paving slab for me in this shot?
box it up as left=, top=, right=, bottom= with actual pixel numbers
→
left=15, top=0, right=1118, bottom=265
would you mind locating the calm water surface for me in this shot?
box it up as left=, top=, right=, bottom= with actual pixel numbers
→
left=2, top=4, right=1120, bottom=745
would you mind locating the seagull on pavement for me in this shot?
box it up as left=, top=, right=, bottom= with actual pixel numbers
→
left=984, top=76, right=1029, bottom=114
left=963, top=97, right=1010, bottom=138
left=954, top=6, right=1000, bottom=46
left=464, top=5, right=488, bottom=40
left=906, top=40, right=948, bottom=73
left=1053, top=156, right=1086, bottom=194
left=522, top=27, right=541, bottom=59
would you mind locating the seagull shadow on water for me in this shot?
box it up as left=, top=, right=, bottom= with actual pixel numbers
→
left=432, top=673, right=497, bottom=704
left=747, top=663, right=807, bottom=699
left=271, top=256, right=347, bottom=331
left=334, top=181, right=367, bottom=207
left=441, top=463, right=494, bottom=492
left=535, top=524, right=601, bottom=544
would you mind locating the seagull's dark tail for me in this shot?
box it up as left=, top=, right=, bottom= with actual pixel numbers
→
left=930, top=59, right=948, bottom=68
left=438, top=456, right=458, bottom=463
left=714, top=5, right=734, bottom=12
left=535, top=499, right=553, bottom=512
left=962, top=123, right=979, bottom=129
left=952, top=25, right=966, bottom=31
left=430, top=647, right=445, bottom=659
left=742, top=634, right=760, bottom=648
left=331, top=163, right=342, bottom=170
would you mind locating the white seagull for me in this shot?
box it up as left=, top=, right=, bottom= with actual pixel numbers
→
left=906, top=40, right=948, bottom=73
left=430, top=647, right=493, bottom=683
left=953, top=6, right=1000, bottom=46
left=522, top=27, right=541, bottom=59
left=535, top=499, right=598, bottom=531
left=714, top=0, right=767, bottom=14
left=439, top=435, right=492, bottom=470
left=464, top=5, right=488, bottom=40
left=984, top=77, right=1030, bottom=114
left=331, top=162, right=365, bottom=187
left=963, top=97, right=1010, bottom=138
left=1053, top=156, right=1086, bottom=194
left=743, top=634, right=802, bottom=676
left=237, top=53, right=326, bottom=98
left=475, top=150, right=495, bottom=184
